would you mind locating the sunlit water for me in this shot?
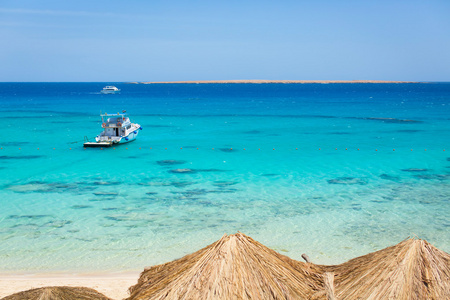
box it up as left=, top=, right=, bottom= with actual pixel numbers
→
left=0, top=82, right=449, bottom=272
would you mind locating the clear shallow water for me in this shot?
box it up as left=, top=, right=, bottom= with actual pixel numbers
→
left=0, top=82, right=449, bottom=272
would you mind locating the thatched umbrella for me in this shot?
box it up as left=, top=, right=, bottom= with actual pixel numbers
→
left=127, top=232, right=327, bottom=300
left=324, top=238, right=450, bottom=299
left=1, top=286, right=113, bottom=300
left=127, top=233, right=450, bottom=300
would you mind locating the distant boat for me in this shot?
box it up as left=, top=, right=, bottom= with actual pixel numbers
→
left=83, top=112, right=142, bottom=147
left=100, top=86, right=120, bottom=94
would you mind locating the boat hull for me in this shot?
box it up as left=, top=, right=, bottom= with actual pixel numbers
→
left=100, top=90, right=120, bottom=94
left=84, top=125, right=140, bottom=148
left=83, top=141, right=113, bottom=148
left=118, top=129, right=139, bottom=144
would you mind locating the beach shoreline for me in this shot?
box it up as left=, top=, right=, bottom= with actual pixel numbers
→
left=0, top=272, right=139, bottom=299
left=134, top=79, right=417, bottom=84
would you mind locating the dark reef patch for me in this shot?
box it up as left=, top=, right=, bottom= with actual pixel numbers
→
left=195, top=168, right=227, bottom=173
left=219, top=148, right=237, bottom=152
left=351, top=204, right=362, bottom=211
left=42, top=220, right=72, bottom=228
left=307, top=115, right=338, bottom=119
left=9, top=214, right=52, bottom=220
left=71, top=205, right=93, bottom=209
left=370, top=199, right=389, bottom=203
left=93, top=192, right=118, bottom=196
left=104, top=214, right=147, bottom=222
left=105, top=215, right=128, bottom=222
left=198, top=201, right=215, bottom=207
left=138, top=182, right=171, bottom=187
left=208, top=188, right=238, bottom=194
left=401, top=168, right=429, bottom=172
left=157, top=159, right=187, bottom=166
left=6, top=181, right=87, bottom=193
left=327, top=177, right=367, bottom=185
left=88, top=198, right=114, bottom=202
left=169, top=168, right=196, bottom=174
left=93, top=181, right=121, bottom=186
left=212, top=181, right=238, bottom=187
left=379, top=174, right=401, bottom=181
left=172, top=189, right=209, bottom=197
left=10, top=223, right=39, bottom=229
left=360, top=117, right=422, bottom=123
left=243, top=130, right=261, bottom=134
left=0, top=155, right=44, bottom=160
left=169, top=168, right=227, bottom=174
left=171, top=181, right=195, bottom=187
left=0, top=142, right=31, bottom=146
left=138, top=180, right=196, bottom=187
left=413, top=174, right=450, bottom=180
left=396, top=130, right=422, bottom=133
left=172, top=188, right=239, bottom=197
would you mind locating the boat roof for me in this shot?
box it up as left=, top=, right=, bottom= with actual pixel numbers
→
left=101, top=112, right=127, bottom=117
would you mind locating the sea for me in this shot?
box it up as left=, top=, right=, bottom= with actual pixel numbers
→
left=0, top=82, right=449, bottom=273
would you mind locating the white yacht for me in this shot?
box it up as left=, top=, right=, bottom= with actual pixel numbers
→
left=100, top=86, right=120, bottom=94
left=84, top=112, right=142, bottom=147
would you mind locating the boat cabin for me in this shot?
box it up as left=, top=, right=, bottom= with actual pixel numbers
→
left=99, top=113, right=133, bottom=140
left=84, top=111, right=141, bottom=147
left=100, top=86, right=121, bottom=94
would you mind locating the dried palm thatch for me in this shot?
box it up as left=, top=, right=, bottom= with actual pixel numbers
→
left=127, top=232, right=326, bottom=300
left=1, top=286, right=113, bottom=300
left=324, top=238, right=450, bottom=300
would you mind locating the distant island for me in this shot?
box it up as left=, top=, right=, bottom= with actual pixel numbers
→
left=131, top=80, right=416, bottom=84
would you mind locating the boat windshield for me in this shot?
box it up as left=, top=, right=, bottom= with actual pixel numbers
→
left=106, top=117, right=123, bottom=123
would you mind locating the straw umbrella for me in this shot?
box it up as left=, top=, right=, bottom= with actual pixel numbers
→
left=127, top=232, right=327, bottom=300
left=324, top=238, right=450, bottom=300
left=1, top=286, right=113, bottom=300
left=127, top=233, right=449, bottom=299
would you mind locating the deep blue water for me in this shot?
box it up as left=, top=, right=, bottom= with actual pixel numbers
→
left=0, top=82, right=449, bottom=272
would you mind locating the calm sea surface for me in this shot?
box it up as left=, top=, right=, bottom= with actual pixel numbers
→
left=0, top=82, right=449, bottom=272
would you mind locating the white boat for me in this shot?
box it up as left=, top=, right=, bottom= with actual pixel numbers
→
left=84, top=112, right=142, bottom=147
left=100, top=86, right=120, bottom=94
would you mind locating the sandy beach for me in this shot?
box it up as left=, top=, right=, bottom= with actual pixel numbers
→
left=0, top=272, right=139, bottom=299
left=138, top=79, right=415, bottom=84
left=2, top=234, right=449, bottom=299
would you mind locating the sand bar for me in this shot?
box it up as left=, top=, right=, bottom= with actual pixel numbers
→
left=137, top=79, right=416, bottom=84
left=0, top=272, right=139, bottom=299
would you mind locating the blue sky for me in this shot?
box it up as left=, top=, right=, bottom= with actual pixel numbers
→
left=1, top=0, right=449, bottom=81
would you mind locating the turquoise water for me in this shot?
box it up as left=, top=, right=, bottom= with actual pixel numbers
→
left=0, top=82, right=449, bottom=272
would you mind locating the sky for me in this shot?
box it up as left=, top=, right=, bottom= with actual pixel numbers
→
left=1, top=0, right=449, bottom=82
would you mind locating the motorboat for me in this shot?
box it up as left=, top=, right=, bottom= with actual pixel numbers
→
left=83, top=112, right=142, bottom=147
left=100, top=86, right=120, bottom=94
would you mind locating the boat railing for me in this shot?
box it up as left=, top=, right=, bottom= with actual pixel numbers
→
left=102, top=120, right=128, bottom=128
left=98, top=135, right=121, bottom=141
